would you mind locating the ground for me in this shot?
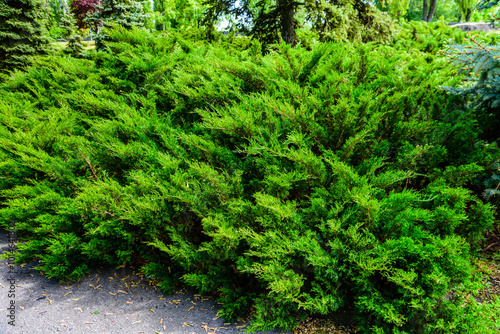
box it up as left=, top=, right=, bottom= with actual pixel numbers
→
left=0, top=230, right=288, bottom=334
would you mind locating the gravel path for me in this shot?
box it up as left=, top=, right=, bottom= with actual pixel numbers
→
left=0, top=230, right=290, bottom=334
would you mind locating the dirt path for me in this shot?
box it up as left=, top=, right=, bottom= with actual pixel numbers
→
left=0, top=230, right=289, bottom=334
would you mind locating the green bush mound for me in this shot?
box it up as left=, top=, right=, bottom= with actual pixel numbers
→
left=0, top=26, right=499, bottom=333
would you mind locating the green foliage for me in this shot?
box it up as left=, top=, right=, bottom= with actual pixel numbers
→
left=85, top=0, right=148, bottom=50
left=59, top=10, right=86, bottom=58
left=405, top=0, right=462, bottom=22
left=379, top=0, right=412, bottom=20
left=203, top=0, right=396, bottom=46
left=441, top=33, right=500, bottom=209
left=0, top=26, right=499, bottom=332
left=304, top=1, right=397, bottom=44
left=0, top=0, right=52, bottom=74
left=453, top=0, right=481, bottom=21
left=392, top=19, right=500, bottom=54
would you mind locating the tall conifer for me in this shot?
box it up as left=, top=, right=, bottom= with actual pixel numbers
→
left=59, top=10, right=86, bottom=58
left=0, top=0, right=52, bottom=73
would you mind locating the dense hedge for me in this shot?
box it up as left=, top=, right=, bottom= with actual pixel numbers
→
left=0, top=27, right=499, bottom=332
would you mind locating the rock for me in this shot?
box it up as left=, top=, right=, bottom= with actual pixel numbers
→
left=448, top=22, right=499, bottom=32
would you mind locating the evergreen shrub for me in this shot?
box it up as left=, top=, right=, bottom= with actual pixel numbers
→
left=60, top=11, right=86, bottom=58
left=392, top=19, right=500, bottom=54
left=441, top=32, right=500, bottom=219
left=85, top=0, right=147, bottom=50
left=0, top=26, right=499, bottom=333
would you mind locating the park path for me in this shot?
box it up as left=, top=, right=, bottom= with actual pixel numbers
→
left=0, top=230, right=289, bottom=334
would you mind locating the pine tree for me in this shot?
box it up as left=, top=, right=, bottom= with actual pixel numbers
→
left=0, top=0, right=52, bottom=73
left=59, top=11, right=86, bottom=58
left=442, top=34, right=500, bottom=203
left=85, top=0, right=147, bottom=50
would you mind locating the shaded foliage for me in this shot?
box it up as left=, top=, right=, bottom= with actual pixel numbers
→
left=442, top=32, right=500, bottom=212
left=60, top=10, right=86, bottom=58
left=0, top=0, right=52, bottom=74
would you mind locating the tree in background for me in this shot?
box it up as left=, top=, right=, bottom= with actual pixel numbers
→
left=52, top=0, right=68, bottom=20
left=404, top=0, right=496, bottom=23
left=202, top=0, right=395, bottom=46
left=71, top=0, right=101, bottom=29
left=453, top=0, right=480, bottom=21
left=380, top=0, right=412, bottom=20
left=85, top=0, right=147, bottom=50
left=45, top=0, right=70, bottom=38
left=422, top=0, right=438, bottom=21
left=402, top=0, right=461, bottom=22
left=141, top=0, right=155, bottom=30
left=152, top=0, right=167, bottom=30
left=0, top=0, right=52, bottom=74
left=156, top=0, right=206, bottom=30
left=48, top=0, right=66, bottom=26
left=242, top=0, right=301, bottom=45
left=59, top=10, right=86, bottom=57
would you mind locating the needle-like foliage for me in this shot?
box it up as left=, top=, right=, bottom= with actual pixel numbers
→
left=0, top=26, right=499, bottom=333
left=0, top=0, right=52, bottom=74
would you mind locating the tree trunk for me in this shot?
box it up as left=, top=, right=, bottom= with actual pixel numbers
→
left=397, top=10, right=401, bottom=20
left=466, top=9, right=471, bottom=22
left=279, top=0, right=295, bottom=45
left=423, top=0, right=428, bottom=21
left=427, top=0, right=438, bottom=22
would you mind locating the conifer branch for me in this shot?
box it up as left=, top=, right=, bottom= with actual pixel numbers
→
left=79, top=151, right=99, bottom=180
left=208, top=64, right=264, bottom=90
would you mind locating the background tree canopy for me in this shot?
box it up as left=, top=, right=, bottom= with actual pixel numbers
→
left=202, top=0, right=396, bottom=45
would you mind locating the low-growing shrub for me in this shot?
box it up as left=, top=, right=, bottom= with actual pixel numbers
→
left=0, top=26, right=499, bottom=333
